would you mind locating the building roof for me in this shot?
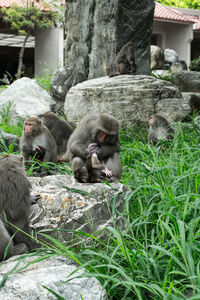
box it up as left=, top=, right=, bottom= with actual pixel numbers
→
left=155, top=2, right=200, bottom=31
left=174, top=6, right=200, bottom=30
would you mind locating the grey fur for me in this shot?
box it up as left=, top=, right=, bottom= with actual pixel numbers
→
left=40, top=112, right=73, bottom=156
left=61, top=113, right=122, bottom=182
left=148, top=114, right=174, bottom=145
left=0, top=154, right=35, bottom=261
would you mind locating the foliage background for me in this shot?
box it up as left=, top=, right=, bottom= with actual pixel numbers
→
left=156, top=0, right=200, bottom=9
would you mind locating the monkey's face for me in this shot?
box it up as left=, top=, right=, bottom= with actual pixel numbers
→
left=98, top=131, right=107, bottom=143
left=24, top=119, right=42, bottom=136
left=97, top=131, right=117, bottom=145
left=24, top=121, right=34, bottom=134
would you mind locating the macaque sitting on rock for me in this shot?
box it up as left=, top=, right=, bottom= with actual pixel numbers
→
left=60, top=113, right=122, bottom=183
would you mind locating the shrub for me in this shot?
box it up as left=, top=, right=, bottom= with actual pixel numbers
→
left=189, top=56, right=200, bottom=72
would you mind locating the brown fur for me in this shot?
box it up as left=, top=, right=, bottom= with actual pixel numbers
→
left=20, top=116, right=57, bottom=176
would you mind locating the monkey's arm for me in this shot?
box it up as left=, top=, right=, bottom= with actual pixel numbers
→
left=21, top=142, right=33, bottom=155
left=70, top=141, right=91, bottom=160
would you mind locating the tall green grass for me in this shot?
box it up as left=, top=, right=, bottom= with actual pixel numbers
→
left=25, top=118, right=200, bottom=299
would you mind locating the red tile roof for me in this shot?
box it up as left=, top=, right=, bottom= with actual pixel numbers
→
left=186, top=14, right=200, bottom=30
left=154, top=2, right=194, bottom=24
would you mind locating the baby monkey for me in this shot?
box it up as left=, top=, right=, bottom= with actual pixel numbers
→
left=73, top=143, right=113, bottom=183
left=148, top=114, right=174, bottom=145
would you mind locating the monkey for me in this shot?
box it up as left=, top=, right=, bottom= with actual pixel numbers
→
left=189, top=95, right=200, bottom=113
left=148, top=114, right=174, bottom=146
left=72, top=144, right=113, bottom=183
left=40, top=112, right=73, bottom=157
left=109, top=42, right=137, bottom=77
left=0, top=154, right=36, bottom=261
left=20, top=116, right=57, bottom=175
left=60, top=113, right=122, bottom=183
left=88, top=143, right=113, bottom=182
left=0, top=130, right=20, bottom=152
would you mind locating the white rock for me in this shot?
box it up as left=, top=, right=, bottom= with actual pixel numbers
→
left=0, top=77, right=55, bottom=124
left=0, top=256, right=107, bottom=299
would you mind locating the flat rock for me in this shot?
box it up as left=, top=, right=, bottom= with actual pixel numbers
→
left=0, top=256, right=107, bottom=299
left=64, top=75, right=191, bottom=125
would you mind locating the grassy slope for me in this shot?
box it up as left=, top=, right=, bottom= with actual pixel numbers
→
left=0, top=100, right=200, bottom=299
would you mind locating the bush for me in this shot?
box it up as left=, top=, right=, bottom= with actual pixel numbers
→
left=189, top=56, right=200, bottom=71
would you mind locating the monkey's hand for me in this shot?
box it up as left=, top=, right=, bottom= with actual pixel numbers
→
left=102, top=167, right=112, bottom=178
left=85, top=148, right=92, bottom=159
left=22, top=144, right=33, bottom=154
left=35, top=145, right=44, bottom=153
left=88, top=143, right=101, bottom=154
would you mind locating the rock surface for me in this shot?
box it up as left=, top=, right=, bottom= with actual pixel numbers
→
left=50, top=66, right=86, bottom=102
left=0, top=77, right=55, bottom=124
left=30, top=174, right=128, bottom=243
left=172, top=71, right=200, bottom=92
left=64, top=0, right=154, bottom=81
left=164, top=48, right=178, bottom=64
left=0, top=256, right=107, bottom=300
left=151, top=45, right=164, bottom=70
left=64, top=75, right=191, bottom=125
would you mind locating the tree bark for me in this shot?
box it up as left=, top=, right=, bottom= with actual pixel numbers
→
left=16, top=31, right=31, bottom=80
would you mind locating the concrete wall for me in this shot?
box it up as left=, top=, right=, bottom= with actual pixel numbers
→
left=35, top=26, right=64, bottom=77
left=153, top=20, right=193, bottom=66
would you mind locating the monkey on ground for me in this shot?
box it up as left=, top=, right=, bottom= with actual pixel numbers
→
left=148, top=114, right=174, bottom=145
left=40, top=112, right=73, bottom=158
left=189, top=95, right=200, bottom=113
left=0, top=154, right=36, bottom=261
left=109, top=42, right=137, bottom=77
left=60, top=113, right=122, bottom=183
left=20, top=116, right=57, bottom=175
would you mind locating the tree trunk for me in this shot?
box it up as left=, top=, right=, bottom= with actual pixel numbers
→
left=16, top=31, right=30, bottom=80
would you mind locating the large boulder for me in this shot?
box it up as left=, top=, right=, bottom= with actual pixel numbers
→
left=64, top=75, right=191, bottom=125
left=0, top=77, right=55, bottom=124
left=0, top=256, right=107, bottom=300
left=172, top=71, right=200, bottom=92
left=164, top=48, right=178, bottom=64
left=30, top=174, right=128, bottom=243
left=151, top=45, right=164, bottom=70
